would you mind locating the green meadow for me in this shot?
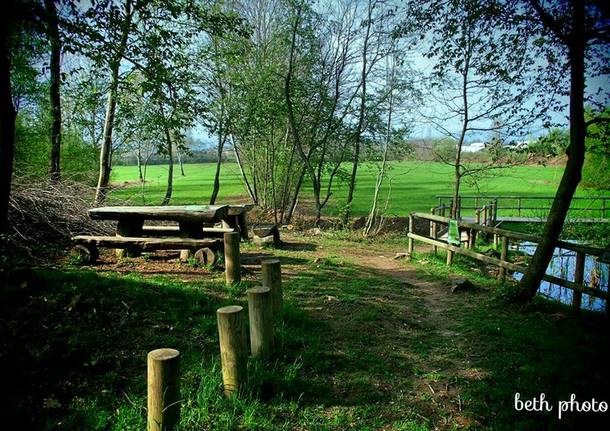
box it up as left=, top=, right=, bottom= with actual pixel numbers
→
left=110, top=161, right=606, bottom=216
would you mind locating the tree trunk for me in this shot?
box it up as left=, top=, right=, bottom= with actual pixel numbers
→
left=177, top=148, right=185, bottom=176
left=365, top=47, right=395, bottom=236
left=136, top=148, right=143, bottom=182
left=162, top=127, right=174, bottom=206
left=94, top=0, right=132, bottom=205
left=285, top=167, right=305, bottom=225
left=210, top=123, right=226, bottom=205
left=517, top=1, right=586, bottom=301
left=0, top=13, right=16, bottom=233
left=343, top=1, right=373, bottom=226
left=46, top=0, right=61, bottom=182
left=285, top=7, right=322, bottom=225
left=452, top=42, right=471, bottom=219
left=231, top=136, right=257, bottom=204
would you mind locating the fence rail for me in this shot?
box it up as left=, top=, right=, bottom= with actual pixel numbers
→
left=435, top=195, right=610, bottom=219
left=407, top=212, right=609, bottom=312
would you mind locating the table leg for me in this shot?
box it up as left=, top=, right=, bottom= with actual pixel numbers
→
left=116, top=218, right=144, bottom=258
left=179, top=221, right=203, bottom=261
left=222, top=215, right=245, bottom=240
left=237, top=213, right=249, bottom=241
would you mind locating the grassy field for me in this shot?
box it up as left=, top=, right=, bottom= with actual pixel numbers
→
left=109, top=161, right=608, bottom=217
left=2, top=233, right=608, bottom=430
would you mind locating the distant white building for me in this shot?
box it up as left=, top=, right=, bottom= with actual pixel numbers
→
left=462, top=142, right=486, bottom=153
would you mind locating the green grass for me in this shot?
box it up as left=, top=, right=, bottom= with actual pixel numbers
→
left=2, top=234, right=608, bottom=430
left=109, top=161, right=609, bottom=216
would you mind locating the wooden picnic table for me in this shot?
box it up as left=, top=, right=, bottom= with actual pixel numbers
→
left=90, top=205, right=230, bottom=236
left=89, top=205, right=230, bottom=257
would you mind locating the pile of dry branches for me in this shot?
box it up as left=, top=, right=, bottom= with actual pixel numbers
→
left=6, top=177, right=114, bottom=255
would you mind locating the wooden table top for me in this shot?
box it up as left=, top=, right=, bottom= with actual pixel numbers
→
left=89, top=205, right=229, bottom=223
left=226, top=204, right=255, bottom=216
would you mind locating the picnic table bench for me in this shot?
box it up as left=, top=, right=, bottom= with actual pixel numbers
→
left=72, top=204, right=255, bottom=264
left=72, top=235, right=222, bottom=265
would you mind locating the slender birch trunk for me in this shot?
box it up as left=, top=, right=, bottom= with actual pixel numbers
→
left=94, top=0, right=133, bottom=205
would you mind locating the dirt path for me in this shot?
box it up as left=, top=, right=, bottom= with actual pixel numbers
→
left=347, top=246, right=458, bottom=334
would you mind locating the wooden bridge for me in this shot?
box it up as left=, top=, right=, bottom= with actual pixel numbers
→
left=407, top=211, right=609, bottom=314
left=433, top=195, right=610, bottom=225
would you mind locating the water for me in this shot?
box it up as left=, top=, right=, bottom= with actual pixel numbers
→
left=512, top=242, right=609, bottom=312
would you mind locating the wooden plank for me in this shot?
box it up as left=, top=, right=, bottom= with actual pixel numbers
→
left=226, top=204, right=254, bottom=216
left=407, top=232, right=524, bottom=272
left=407, top=232, right=609, bottom=300
left=541, top=273, right=609, bottom=301
left=73, top=235, right=220, bottom=251
left=142, top=225, right=233, bottom=234
left=89, top=205, right=229, bottom=223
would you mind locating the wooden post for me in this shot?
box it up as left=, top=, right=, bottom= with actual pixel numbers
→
left=224, top=232, right=241, bottom=286
left=483, top=206, right=488, bottom=226
left=446, top=249, right=454, bottom=266
left=147, top=348, right=180, bottom=431
left=247, top=287, right=274, bottom=360
left=476, top=209, right=481, bottom=225
left=517, top=198, right=522, bottom=216
left=217, top=305, right=247, bottom=397
left=493, top=198, right=498, bottom=223
left=498, top=236, right=509, bottom=282
left=407, top=215, right=414, bottom=258
left=261, top=259, right=283, bottom=315
left=572, top=251, right=585, bottom=311
left=429, top=214, right=438, bottom=255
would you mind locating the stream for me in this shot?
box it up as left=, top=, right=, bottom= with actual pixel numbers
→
left=512, top=242, right=609, bottom=312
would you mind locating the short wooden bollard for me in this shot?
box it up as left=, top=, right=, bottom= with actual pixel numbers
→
left=147, top=348, right=180, bottom=431
left=407, top=215, right=414, bottom=258
left=261, top=259, right=283, bottom=315
left=247, top=287, right=274, bottom=360
left=217, top=306, right=247, bottom=397
left=572, top=251, right=585, bottom=311
left=446, top=249, right=454, bottom=266
left=498, top=235, right=509, bottom=282
left=428, top=214, right=438, bottom=255
left=224, top=232, right=241, bottom=286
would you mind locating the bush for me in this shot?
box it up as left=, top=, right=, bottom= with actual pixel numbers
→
left=14, top=113, right=99, bottom=184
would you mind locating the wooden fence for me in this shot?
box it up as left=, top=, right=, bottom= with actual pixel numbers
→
left=435, top=195, right=610, bottom=219
left=407, top=212, right=609, bottom=313
left=432, top=199, right=498, bottom=226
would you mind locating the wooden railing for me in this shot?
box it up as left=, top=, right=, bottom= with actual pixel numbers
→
left=436, top=195, right=610, bottom=219
left=432, top=199, right=498, bottom=226
left=407, top=212, right=609, bottom=313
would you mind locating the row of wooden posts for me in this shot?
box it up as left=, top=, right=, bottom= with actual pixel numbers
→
left=408, top=212, right=609, bottom=313
left=146, top=250, right=283, bottom=430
